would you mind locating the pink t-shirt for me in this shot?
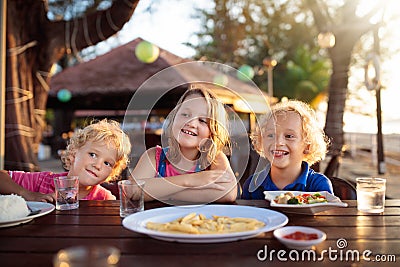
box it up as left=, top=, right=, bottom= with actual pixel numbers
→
left=8, top=171, right=116, bottom=200
left=154, top=146, right=197, bottom=177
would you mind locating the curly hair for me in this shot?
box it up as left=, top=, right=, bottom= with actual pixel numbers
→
left=162, top=86, right=231, bottom=170
left=251, top=99, right=330, bottom=166
left=60, top=119, right=131, bottom=182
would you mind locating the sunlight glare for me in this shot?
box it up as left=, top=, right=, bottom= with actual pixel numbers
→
left=357, top=0, right=392, bottom=23
left=348, top=0, right=400, bottom=134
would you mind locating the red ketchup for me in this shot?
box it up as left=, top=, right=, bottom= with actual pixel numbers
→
left=283, top=231, right=319, bottom=240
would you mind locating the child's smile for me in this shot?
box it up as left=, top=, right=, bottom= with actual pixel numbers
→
left=181, top=128, right=197, bottom=136
left=271, top=149, right=289, bottom=157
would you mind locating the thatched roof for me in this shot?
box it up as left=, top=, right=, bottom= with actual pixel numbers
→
left=48, top=38, right=270, bottom=112
left=49, top=38, right=187, bottom=97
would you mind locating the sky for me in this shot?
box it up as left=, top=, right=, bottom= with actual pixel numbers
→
left=96, top=0, right=208, bottom=58
left=94, top=0, right=400, bottom=134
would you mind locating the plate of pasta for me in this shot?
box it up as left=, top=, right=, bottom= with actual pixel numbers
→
left=122, top=204, right=288, bottom=243
left=264, top=191, right=348, bottom=215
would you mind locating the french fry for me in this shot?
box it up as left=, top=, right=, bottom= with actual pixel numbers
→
left=180, top=212, right=197, bottom=223
left=145, top=213, right=265, bottom=235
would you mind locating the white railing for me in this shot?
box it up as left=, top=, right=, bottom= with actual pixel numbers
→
left=345, top=132, right=400, bottom=166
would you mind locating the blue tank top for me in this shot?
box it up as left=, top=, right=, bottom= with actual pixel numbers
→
left=157, top=147, right=202, bottom=177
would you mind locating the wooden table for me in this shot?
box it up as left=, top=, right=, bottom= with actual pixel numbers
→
left=1, top=200, right=399, bottom=267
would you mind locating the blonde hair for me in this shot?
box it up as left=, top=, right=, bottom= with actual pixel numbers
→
left=163, top=86, right=230, bottom=170
left=61, top=119, right=131, bottom=181
left=251, top=99, right=329, bottom=165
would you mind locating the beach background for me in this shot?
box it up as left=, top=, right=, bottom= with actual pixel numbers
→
left=320, top=132, right=400, bottom=199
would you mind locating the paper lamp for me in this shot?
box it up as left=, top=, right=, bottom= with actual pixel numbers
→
left=237, top=65, right=255, bottom=81
left=57, top=89, right=72, bottom=102
left=135, top=41, right=160, bottom=63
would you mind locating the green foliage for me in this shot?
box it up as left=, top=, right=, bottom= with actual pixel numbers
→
left=276, top=46, right=331, bottom=102
left=190, top=0, right=331, bottom=104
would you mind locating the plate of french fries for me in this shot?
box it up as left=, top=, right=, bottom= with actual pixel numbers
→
left=122, top=204, right=288, bottom=243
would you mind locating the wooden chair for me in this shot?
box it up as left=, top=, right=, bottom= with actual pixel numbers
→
left=329, top=176, right=357, bottom=200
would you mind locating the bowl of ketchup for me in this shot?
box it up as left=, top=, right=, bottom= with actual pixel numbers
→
left=273, top=226, right=326, bottom=250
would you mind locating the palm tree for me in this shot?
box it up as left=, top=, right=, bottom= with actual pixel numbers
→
left=304, top=0, right=383, bottom=174
left=4, top=0, right=140, bottom=171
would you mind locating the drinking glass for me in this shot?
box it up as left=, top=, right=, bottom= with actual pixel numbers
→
left=53, top=176, right=79, bottom=210
left=356, top=177, right=386, bottom=213
left=118, top=180, right=145, bottom=217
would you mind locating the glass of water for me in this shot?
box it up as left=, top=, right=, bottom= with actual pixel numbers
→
left=54, top=176, right=79, bottom=210
left=118, top=180, right=145, bottom=218
left=356, top=177, right=386, bottom=213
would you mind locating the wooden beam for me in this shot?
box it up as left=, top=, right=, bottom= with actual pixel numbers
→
left=0, top=0, right=7, bottom=169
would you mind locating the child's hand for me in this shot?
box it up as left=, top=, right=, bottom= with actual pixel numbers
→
left=22, top=191, right=56, bottom=203
left=186, top=170, right=234, bottom=190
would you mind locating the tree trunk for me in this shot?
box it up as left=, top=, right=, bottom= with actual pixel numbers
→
left=305, top=0, right=380, bottom=175
left=324, top=42, right=353, bottom=155
left=5, top=0, right=139, bottom=171
left=322, top=42, right=352, bottom=176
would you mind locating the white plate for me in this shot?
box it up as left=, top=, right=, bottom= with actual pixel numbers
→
left=264, top=191, right=348, bottom=215
left=122, top=204, right=288, bottom=243
left=0, top=201, right=55, bottom=228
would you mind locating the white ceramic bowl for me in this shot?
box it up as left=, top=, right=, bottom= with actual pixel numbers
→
left=273, top=226, right=326, bottom=250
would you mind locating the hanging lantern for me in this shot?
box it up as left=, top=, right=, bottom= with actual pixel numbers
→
left=57, top=89, right=72, bottom=102
left=237, top=65, right=255, bottom=81
left=317, top=32, right=335, bottom=48
left=213, top=74, right=229, bottom=87
left=135, top=41, right=160, bottom=63
left=364, top=53, right=381, bottom=90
